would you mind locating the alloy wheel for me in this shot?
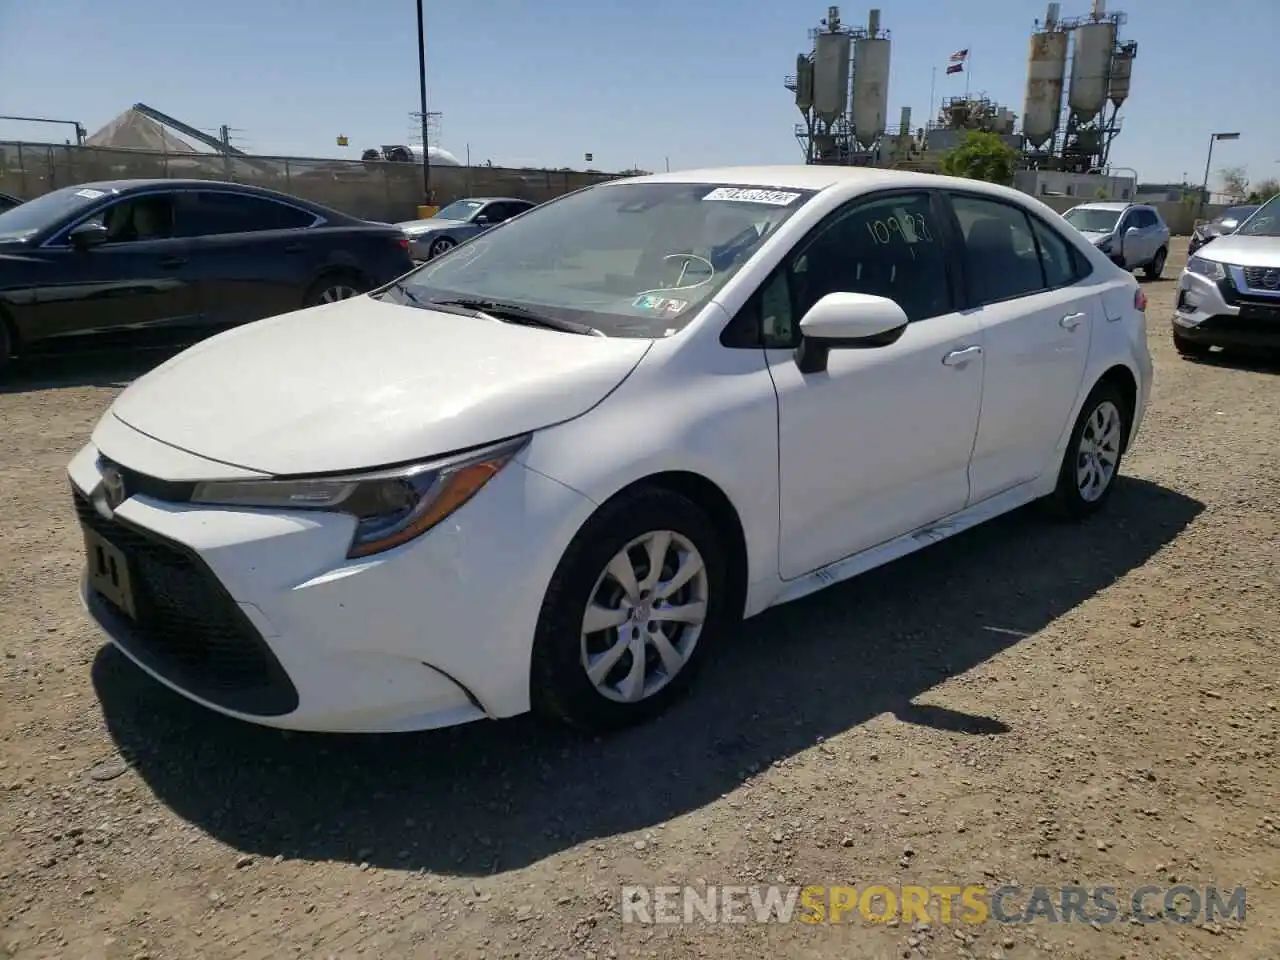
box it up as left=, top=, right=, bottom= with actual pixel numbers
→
left=429, top=238, right=455, bottom=258
left=320, top=284, right=360, bottom=303
left=580, top=530, right=709, bottom=704
left=1076, top=400, right=1123, bottom=502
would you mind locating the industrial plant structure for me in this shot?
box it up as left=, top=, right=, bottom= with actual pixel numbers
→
left=784, top=0, right=1138, bottom=178
left=785, top=7, right=892, bottom=165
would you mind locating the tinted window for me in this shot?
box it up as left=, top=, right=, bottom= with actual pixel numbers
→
left=950, top=194, right=1045, bottom=304
left=1132, top=209, right=1155, bottom=228
left=0, top=185, right=118, bottom=242
left=85, top=195, right=176, bottom=243
left=176, top=191, right=314, bottom=237
left=482, top=202, right=523, bottom=223
left=792, top=193, right=950, bottom=324
left=1030, top=217, right=1081, bottom=288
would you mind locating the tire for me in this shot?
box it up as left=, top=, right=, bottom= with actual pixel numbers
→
left=427, top=236, right=456, bottom=259
left=1143, top=247, right=1167, bottom=281
left=1047, top=381, right=1131, bottom=520
left=530, top=486, right=729, bottom=732
left=1172, top=327, right=1211, bottom=359
left=303, top=271, right=367, bottom=308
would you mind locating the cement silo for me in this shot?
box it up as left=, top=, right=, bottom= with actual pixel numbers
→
left=1068, top=19, right=1117, bottom=124
left=851, top=8, right=890, bottom=148
left=813, top=28, right=852, bottom=126
left=1108, top=42, right=1135, bottom=107
left=794, top=53, right=815, bottom=113
left=1022, top=16, right=1069, bottom=149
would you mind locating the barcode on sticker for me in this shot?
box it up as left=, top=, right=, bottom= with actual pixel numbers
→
left=703, top=187, right=802, bottom=206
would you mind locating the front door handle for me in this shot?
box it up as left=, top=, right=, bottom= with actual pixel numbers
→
left=282, top=243, right=305, bottom=254
left=1059, top=311, right=1086, bottom=330
left=158, top=256, right=187, bottom=268
left=942, top=345, right=983, bottom=367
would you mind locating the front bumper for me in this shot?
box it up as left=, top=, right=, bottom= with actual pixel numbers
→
left=68, top=435, right=596, bottom=733
left=1172, top=269, right=1280, bottom=350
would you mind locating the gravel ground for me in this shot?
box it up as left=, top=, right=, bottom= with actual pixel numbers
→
left=1, top=238, right=1277, bottom=960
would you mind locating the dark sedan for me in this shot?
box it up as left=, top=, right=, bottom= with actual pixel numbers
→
left=0, top=179, right=415, bottom=370
left=1188, top=204, right=1261, bottom=256
left=0, top=192, right=22, bottom=213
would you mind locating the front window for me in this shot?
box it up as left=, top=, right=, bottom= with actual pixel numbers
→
left=433, top=199, right=485, bottom=221
left=1063, top=207, right=1121, bottom=233
left=1237, top=196, right=1280, bottom=237
left=387, top=182, right=814, bottom=337
left=1217, top=205, right=1258, bottom=226
left=0, top=184, right=117, bottom=242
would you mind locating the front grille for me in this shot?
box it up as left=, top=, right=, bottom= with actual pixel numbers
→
left=73, top=488, right=299, bottom=716
left=1242, top=266, right=1280, bottom=292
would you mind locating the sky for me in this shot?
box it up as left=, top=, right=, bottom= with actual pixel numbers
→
left=0, top=0, right=1276, bottom=192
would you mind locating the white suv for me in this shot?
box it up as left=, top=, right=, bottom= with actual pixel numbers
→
left=1063, top=202, right=1171, bottom=280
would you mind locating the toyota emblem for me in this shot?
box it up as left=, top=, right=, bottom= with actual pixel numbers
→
left=101, top=465, right=127, bottom=511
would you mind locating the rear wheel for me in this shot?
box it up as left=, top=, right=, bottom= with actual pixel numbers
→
left=530, top=487, right=728, bottom=731
left=303, top=272, right=366, bottom=308
left=1047, top=381, right=1131, bottom=520
left=0, top=314, right=15, bottom=377
left=1143, top=247, right=1167, bottom=280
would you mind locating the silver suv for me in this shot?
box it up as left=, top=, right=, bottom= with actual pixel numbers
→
left=1063, top=202, right=1171, bottom=280
left=1172, top=193, right=1280, bottom=358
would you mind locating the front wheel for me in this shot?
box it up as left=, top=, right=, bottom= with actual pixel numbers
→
left=530, top=487, right=729, bottom=731
left=428, top=236, right=456, bottom=259
left=1047, top=382, right=1131, bottom=520
left=1144, top=247, right=1167, bottom=280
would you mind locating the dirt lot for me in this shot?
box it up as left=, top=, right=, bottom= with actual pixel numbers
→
left=1, top=238, right=1277, bottom=960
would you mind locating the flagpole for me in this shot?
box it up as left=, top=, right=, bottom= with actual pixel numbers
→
left=965, top=49, right=971, bottom=97
left=929, top=66, right=936, bottom=128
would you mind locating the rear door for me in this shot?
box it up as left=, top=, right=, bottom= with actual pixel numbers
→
left=23, top=192, right=201, bottom=341
left=173, top=190, right=320, bottom=325
left=944, top=192, right=1097, bottom=501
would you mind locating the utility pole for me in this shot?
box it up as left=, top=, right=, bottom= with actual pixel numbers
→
left=416, top=0, right=432, bottom=205
left=1201, top=131, right=1240, bottom=215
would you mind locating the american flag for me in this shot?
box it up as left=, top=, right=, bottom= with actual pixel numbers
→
left=946, top=63, right=964, bottom=75
left=949, top=49, right=969, bottom=62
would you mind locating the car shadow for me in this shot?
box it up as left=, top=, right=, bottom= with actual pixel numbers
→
left=0, top=341, right=186, bottom=394
left=1181, top=349, right=1280, bottom=374
left=92, top=476, right=1203, bottom=876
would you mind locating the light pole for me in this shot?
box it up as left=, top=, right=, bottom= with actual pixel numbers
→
left=1200, top=131, right=1240, bottom=213
left=416, top=0, right=432, bottom=206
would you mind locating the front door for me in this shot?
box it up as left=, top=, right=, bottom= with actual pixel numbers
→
left=944, top=193, right=1095, bottom=500
left=768, top=191, right=985, bottom=579
left=24, top=193, right=200, bottom=341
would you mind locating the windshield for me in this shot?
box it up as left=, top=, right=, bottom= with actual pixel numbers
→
left=1063, top=207, right=1121, bottom=233
left=0, top=185, right=115, bottom=242
left=1237, top=196, right=1280, bottom=238
left=433, top=199, right=485, bottom=221
left=1217, top=205, right=1260, bottom=226
left=387, top=181, right=815, bottom=338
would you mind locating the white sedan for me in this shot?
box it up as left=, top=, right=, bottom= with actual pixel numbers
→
left=69, top=166, right=1152, bottom=734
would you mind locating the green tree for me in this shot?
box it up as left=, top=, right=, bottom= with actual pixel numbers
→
left=1246, top=177, right=1280, bottom=203
left=939, top=131, right=1020, bottom=186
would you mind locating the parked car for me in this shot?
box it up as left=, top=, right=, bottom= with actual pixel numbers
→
left=397, top=197, right=536, bottom=260
left=1062, top=202, right=1170, bottom=279
left=1172, top=192, right=1280, bottom=358
left=1188, top=203, right=1261, bottom=257
left=68, top=166, right=1151, bottom=734
left=0, top=192, right=22, bottom=213
left=0, top=179, right=415, bottom=370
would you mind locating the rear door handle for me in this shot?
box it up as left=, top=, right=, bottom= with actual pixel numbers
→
left=1059, top=312, right=1086, bottom=330
left=158, top=256, right=187, bottom=268
left=282, top=243, right=305, bottom=254
left=942, top=345, right=983, bottom=367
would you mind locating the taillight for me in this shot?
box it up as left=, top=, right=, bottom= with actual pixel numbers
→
left=396, top=236, right=411, bottom=251
left=1134, top=288, right=1147, bottom=312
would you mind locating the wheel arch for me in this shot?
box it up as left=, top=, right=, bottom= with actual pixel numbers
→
left=578, top=470, right=751, bottom=622
left=1094, top=363, right=1139, bottom=451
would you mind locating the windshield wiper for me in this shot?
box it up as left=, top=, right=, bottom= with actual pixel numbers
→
left=429, top=298, right=604, bottom=337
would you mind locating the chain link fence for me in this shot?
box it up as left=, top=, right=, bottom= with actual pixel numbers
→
left=0, top=142, right=622, bottom=222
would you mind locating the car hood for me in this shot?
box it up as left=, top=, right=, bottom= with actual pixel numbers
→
left=399, top=219, right=466, bottom=234
left=109, top=296, right=652, bottom=475
left=1077, top=230, right=1113, bottom=242
left=1193, top=234, right=1280, bottom=268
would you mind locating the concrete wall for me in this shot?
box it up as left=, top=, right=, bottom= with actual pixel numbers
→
left=0, top=141, right=620, bottom=223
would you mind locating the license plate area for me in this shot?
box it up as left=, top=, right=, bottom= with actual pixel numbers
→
left=83, top=526, right=137, bottom=620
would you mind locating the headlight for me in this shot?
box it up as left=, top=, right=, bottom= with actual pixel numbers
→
left=1186, top=256, right=1227, bottom=281
left=191, top=435, right=529, bottom=558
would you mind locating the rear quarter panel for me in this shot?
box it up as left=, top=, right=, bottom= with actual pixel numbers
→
left=314, top=228, right=414, bottom=288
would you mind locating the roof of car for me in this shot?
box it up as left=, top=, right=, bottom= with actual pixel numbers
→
left=1073, top=201, right=1143, bottom=212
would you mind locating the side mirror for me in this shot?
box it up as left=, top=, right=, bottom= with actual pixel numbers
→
left=794, top=292, right=909, bottom=374
left=68, top=221, right=109, bottom=249
left=473, top=214, right=494, bottom=226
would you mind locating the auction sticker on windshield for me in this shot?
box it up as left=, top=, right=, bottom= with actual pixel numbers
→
left=703, top=187, right=802, bottom=206
left=74, top=188, right=107, bottom=200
